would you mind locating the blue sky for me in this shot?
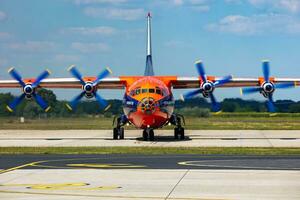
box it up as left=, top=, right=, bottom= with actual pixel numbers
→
left=1, top=0, right=300, bottom=101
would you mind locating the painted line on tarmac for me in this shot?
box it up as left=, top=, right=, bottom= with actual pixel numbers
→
left=0, top=161, right=45, bottom=175
left=67, top=163, right=146, bottom=168
left=0, top=183, right=121, bottom=190
left=0, top=157, right=150, bottom=174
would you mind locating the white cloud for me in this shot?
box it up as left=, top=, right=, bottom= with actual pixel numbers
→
left=74, top=0, right=127, bottom=5
left=54, top=54, right=81, bottom=62
left=248, top=0, right=300, bottom=13
left=71, top=42, right=110, bottom=53
left=206, top=14, right=300, bottom=35
left=170, top=0, right=211, bottom=12
left=84, top=7, right=145, bottom=20
left=280, top=0, right=300, bottom=13
left=0, top=11, right=6, bottom=21
left=62, top=26, right=117, bottom=36
left=172, top=0, right=184, bottom=6
left=8, top=41, right=56, bottom=52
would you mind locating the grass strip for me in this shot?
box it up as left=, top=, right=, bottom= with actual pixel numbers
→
left=0, top=147, right=300, bottom=155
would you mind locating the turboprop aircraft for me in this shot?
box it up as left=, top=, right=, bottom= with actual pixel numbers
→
left=0, top=12, right=299, bottom=141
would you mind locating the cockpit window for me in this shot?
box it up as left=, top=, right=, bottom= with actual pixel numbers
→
left=135, top=88, right=141, bottom=95
left=149, top=88, right=155, bottom=93
left=142, top=88, right=148, bottom=93
left=155, top=88, right=161, bottom=95
left=131, top=87, right=167, bottom=96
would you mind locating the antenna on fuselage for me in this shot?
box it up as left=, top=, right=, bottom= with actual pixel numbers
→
left=144, top=12, right=154, bottom=76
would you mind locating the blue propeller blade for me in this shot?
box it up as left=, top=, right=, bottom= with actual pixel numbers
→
left=8, top=68, right=25, bottom=87
left=275, top=82, right=295, bottom=89
left=93, top=91, right=109, bottom=110
left=32, top=70, right=51, bottom=88
left=68, top=65, right=86, bottom=86
left=209, top=93, right=221, bottom=112
left=182, top=88, right=203, bottom=100
left=267, top=95, right=275, bottom=112
left=93, top=67, right=112, bottom=87
left=195, top=61, right=207, bottom=82
left=241, top=87, right=261, bottom=95
left=32, top=93, right=50, bottom=111
left=262, top=60, right=270, bottom=82
left=66, top=91, right=86, bottom=111
left=214, top=75, right=233, bottom=87
left=7, top=93, right=26, bottom=112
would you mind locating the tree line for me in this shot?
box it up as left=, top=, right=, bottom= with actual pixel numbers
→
left=0, top=89, right=300, bottom=118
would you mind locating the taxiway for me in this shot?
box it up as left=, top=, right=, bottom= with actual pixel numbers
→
left=0, top=130, right=299, bottom=147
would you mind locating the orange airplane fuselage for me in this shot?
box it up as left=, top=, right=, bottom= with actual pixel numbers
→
left=122, top=76, right=175, bottom=129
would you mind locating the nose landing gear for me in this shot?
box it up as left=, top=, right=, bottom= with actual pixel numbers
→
left=143, top=128, right=154, bottom=141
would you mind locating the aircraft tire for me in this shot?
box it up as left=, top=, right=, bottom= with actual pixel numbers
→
left=174, top=128, right=179, bottom=139
left=149, top=129, right=154, bottom=141
left=113, top=128, right=118, bottom=140
left=119, top=127, right=124, bottom=139
left=179, top=127, right=185, bottom=140
left=143, top=130, right=148, bottom=141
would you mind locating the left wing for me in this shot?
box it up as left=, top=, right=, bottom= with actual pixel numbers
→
left=0, top=66, right=127, bottom=112
left=0, top=77, right=125, bottom=89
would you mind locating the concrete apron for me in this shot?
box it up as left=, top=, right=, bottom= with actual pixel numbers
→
left=0, top=130, right=300, bottom=147
left=0, top=169, right=300, bottom=200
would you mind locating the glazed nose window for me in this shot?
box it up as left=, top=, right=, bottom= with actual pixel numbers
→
left=149, top=88, right=155, bottom=93
left=139, top=97, right=156, bottom=114
left=142, top=88, right=148, bottom=93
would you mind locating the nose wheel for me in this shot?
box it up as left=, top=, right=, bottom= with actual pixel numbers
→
left=143, top=128, right=154, bottom=141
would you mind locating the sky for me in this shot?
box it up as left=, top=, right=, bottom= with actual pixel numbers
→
left=1, top=0, right=300, bottom=101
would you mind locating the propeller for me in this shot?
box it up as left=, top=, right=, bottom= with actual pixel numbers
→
left=66, top=65, right=112, bottom=111
left=181, top=60, right=232, bottom=112
left=240, top=60, right=296, bottom=112
left=6, top=68, right=51, bottom=112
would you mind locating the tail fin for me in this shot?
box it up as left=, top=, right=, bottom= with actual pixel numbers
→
left=144, top=12, right=154, bottom=76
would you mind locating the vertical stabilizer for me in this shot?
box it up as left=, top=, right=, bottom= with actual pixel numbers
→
left=144, top=12, right=154, bottom=76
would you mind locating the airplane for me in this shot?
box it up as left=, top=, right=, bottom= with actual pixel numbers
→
left=0, top=12, right=300, bottom=141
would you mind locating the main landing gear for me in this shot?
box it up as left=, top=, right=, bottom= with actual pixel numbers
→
left=112, top=115, right=128, bottom=140
left=169, top=114, right=185, bottom=140
left=143, top=128, right=155, bottom=141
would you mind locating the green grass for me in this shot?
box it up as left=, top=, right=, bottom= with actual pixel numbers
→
left=2, top=112, right=300, bottom=130
left=0, top=147, right=299, bottom=155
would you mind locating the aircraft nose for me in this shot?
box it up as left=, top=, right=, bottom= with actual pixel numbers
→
left=139, top=97, right=157, bottom=115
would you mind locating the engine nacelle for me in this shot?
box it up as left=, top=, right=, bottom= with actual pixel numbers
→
left=201, top=81, right=214, bottom=98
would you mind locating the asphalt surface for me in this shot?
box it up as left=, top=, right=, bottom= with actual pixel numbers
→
left=1, top=154, right=300, bottom=171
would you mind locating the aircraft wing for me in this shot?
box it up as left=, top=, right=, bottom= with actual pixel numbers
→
left=0, top=77, right=125, bottom=89
left=172, top=77, right=300, bottom=89
left=1, top=76, right=300, bottom=90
